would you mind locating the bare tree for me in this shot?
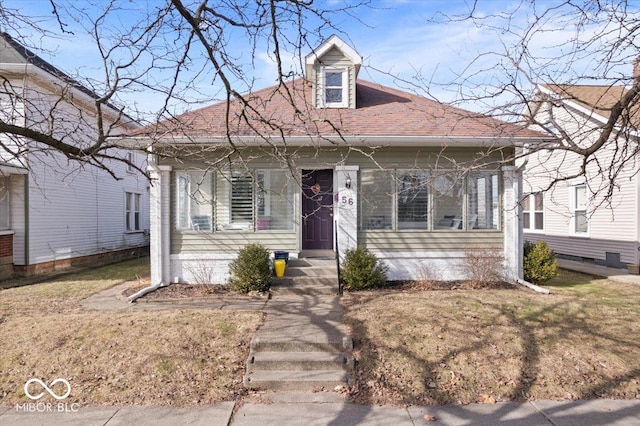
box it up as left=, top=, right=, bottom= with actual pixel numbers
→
left=0, top=0, right=369, bottom=179
left=425, top=0, right=640, bottom=205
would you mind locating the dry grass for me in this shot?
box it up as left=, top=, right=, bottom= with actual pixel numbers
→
left=0, top=258, right=262, bottom=407
left=342, top=269, right=640, bottom=406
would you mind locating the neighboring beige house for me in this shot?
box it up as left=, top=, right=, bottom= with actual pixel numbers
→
left=0, top=33, right=150, bottom=278
left=521, top=81, right=640, bottom=270
left=125, top=35, right=548, bottom=286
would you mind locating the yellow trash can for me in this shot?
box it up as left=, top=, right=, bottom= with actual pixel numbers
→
left=274, top=259, right=286, bottom=278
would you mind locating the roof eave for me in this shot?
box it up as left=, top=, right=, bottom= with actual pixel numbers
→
left=117, top=134, right=552, bottom=149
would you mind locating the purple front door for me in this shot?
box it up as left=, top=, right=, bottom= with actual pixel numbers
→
left=302, top=169, right=334, bottom=250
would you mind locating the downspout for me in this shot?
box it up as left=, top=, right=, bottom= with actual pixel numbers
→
left=515, top=146, right=550, bottom=294
left=128, top=150, right=170, bottom=302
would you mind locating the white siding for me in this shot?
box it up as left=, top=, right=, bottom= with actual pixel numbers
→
left=12, top=73, right=150, bottom=266
left=523, top=99, right=639, bottom=265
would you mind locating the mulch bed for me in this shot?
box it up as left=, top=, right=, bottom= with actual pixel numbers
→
left=122, top=283, right=233, bottom=299
left=385, top=280, right=519, bottom=291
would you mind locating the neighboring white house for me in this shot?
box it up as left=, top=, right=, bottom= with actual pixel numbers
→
left=0, top=33, right=149, bottom=278
left=521, top=81, right=640, bottom=270
left=122, top=35, right=549, bottom=286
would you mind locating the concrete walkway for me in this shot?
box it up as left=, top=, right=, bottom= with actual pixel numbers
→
left=2, top=398, right=640, bottom=425
left=557, top=259, right=640, bottom=285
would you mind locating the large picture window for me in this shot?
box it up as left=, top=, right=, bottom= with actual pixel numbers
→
left=397, top=170, right=429, bottom=230
left=433, top=175, right=464, bottom=230
left=256, top=170, right=294, bottom=231
left=468, top=172, right=499, bottom=230
left=359, top=169, right=501, bottom=232
left=176, top=171, right=213, bottom=231
left=360, top=170, right=394, bottom=230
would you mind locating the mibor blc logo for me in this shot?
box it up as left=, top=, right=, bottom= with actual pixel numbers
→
left=16, top=378, right=79, bottom=413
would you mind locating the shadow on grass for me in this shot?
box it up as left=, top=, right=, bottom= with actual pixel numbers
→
left=343, top=283, right=640, bottom=410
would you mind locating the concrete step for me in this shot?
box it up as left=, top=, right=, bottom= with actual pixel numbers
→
left=270, top=275, right=338, bottom=296
left=279, top=267, right=337, bottom=278
left=287, top=258, right=337, bottom=268
left=271, top=277, right=337, bottom=287
left=250, top=335, right=353, bottom=353
left=247, top=351, right=354, bottom=371
left=243, top=370, right=353, bottom=391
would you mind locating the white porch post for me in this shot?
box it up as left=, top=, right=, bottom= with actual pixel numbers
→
left=148, top=163, right=172, bottom=285
left=335, top=165, right=359, bottom=261
left=502, top=165, right=521, bottom=281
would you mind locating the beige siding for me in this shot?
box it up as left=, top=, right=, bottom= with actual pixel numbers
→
left=171, top=231, right=297, bottom=254
left=360, top=231, right=503, bottom=252
left=523, top=100, right=639, bottom=265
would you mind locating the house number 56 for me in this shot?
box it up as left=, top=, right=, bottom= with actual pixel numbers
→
left=341, top=196, right=354, bottom=205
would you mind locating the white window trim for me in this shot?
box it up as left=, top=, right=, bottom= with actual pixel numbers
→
left=322, top=67, right=348, bottom=108
left=125, top=191, right=142, bottom=233
left=522, top=192, right=545, bottom=233
left=570, top=182, right=589, bottom=237
left=126, top=152, right=135, bottom=174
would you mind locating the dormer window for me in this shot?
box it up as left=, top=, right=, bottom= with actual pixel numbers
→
left=323, top=68, right=347, bottom=107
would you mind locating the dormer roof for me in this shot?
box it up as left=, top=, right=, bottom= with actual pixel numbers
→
left=304, top=35, right=362, bottom=79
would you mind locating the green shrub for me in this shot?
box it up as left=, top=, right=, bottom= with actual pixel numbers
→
left=341, top=246, right=388, bottom=291
left=523, top=240, right=557, bottom=284
left=228, top=243, right=271, bottom=293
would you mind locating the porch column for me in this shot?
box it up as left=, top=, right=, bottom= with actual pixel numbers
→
left=336, top=165, right=359, bottom=261
left=502, top=165, right=521, bottom=281
left=149, top=163, right=172, bottom=285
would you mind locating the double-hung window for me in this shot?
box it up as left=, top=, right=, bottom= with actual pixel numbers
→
left=572, top=184, right=588, bottom=234
left=176, top=171, right=213, bottom=231
left=522, top=192, right=544, bottom=231
left=125, top=192, right=141, bottom=232
left=323, top=68, right=347, bottom=107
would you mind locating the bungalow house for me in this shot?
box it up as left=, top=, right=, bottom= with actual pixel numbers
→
left=521, top=79, right=640, bottom=270
left=0, top=33, right=150, bottom=278
left=127, top=35, right=548, bottom=286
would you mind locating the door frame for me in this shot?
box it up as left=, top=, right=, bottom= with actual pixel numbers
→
left=299, top=168, right=335, bottom=252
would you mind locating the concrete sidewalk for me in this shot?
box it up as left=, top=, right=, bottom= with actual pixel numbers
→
left=557, top=259, right=640, bottom=286
left=2, top=398, right=640, bottom=425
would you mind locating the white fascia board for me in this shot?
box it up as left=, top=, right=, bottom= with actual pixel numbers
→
left=119, top=134, right=550, bottom=149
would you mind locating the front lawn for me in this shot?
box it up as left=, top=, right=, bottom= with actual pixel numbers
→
left=0, top=258, right=262, bottom=407
left=342, top=269, right=640, bottom=406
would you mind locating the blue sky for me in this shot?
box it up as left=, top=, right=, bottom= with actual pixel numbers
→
left=3, top=0, right=638, bottom=119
